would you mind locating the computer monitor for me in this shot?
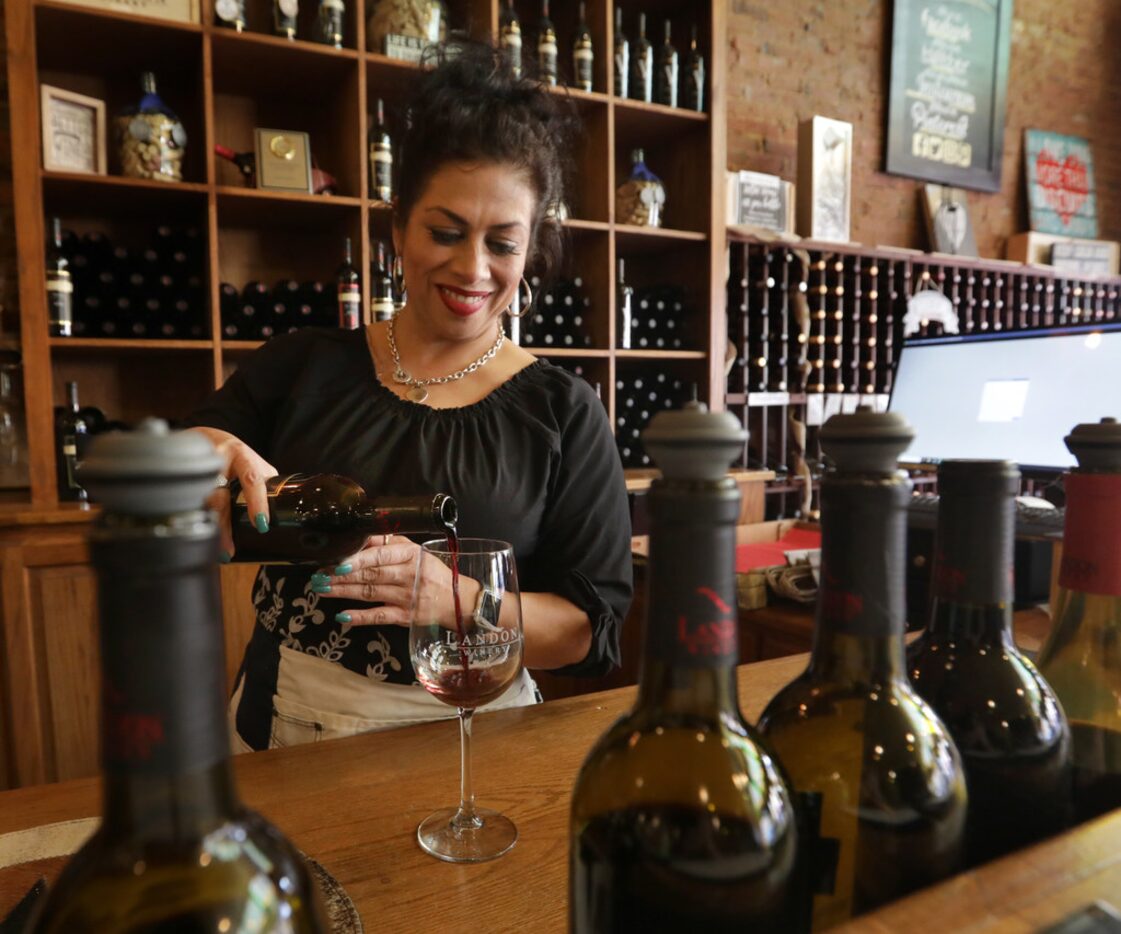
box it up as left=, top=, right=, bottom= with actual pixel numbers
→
left=889, top=324, right=1121, bottom=471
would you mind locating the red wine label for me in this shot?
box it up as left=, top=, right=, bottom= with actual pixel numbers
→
left=1060, top=473, right=1121, bottom=596
left=338, top=287, right=361, bottom=330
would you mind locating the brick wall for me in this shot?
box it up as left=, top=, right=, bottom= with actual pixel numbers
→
left=727, top=0, right=1121, bottom=257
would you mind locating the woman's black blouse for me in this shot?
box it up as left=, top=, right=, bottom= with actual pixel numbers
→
left=186, top=327, right=632, bottom=680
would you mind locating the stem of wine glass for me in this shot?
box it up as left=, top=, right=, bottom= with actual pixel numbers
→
left=451, top=707, right=482, bottom=832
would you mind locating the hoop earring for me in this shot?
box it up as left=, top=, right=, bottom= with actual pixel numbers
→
left=507, top=277, right=534, bottom=318
left=392, top=255, right=407, bottom=297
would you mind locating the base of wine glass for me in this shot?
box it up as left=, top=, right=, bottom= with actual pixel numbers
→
left=416, top=807, right=518, bottom=863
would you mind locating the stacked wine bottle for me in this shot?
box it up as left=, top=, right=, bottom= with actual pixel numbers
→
left=614, top=371, right=692, bottom=468
left=219, top=279, right=337, bottom=341
left=617, top=278, right=692, bottom=350
left=56, top=224, right=207, bottom=340
left=516, top=276, right=595, bottom=349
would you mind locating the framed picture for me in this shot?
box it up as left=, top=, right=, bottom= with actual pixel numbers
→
left=796, top=116, right=852, bottom=243
left=885, top=0, right=1012, bottom=192
left=40, top=85, right=106, bottom=175
left=49, top=0, right=198, bottom=24
left=253, top=129, right=313, bottom=193
left=1024, top=130, right=1098, bottom=239
left=921, top=184, right=978, bottom=256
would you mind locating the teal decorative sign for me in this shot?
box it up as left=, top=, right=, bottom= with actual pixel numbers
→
left=1024, top=130, right=1098, bottom=239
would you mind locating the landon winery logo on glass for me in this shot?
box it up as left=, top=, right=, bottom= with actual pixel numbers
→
left=444, top=627, right=522, bottom=648
left=674, top=586, right=737, bottom=658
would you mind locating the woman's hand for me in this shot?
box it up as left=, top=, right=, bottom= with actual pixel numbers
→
left=317, top=534, right=467, bottom=628
left=188, top=427, right=278, bottom=558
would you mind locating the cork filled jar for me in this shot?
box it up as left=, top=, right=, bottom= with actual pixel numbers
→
left=616, top=148, right=665, bottom=228
left=116, top=72, right=187, bottom=183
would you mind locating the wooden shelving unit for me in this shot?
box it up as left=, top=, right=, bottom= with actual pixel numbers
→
left=6, top=0, right=727, bottom=506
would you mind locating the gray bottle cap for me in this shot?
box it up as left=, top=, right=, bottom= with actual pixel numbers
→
left=78, top=418, right=223, bottom=516
left=820, top=407, right=914, bottom=473
left=938, top=459, right=1020, bottom=497
left=643, top=400, right=747, bottom=481
left=1065, top=417, right=1121, bottom=470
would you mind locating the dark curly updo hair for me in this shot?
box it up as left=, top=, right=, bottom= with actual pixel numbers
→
left=395, top=42, right=576, bottom=286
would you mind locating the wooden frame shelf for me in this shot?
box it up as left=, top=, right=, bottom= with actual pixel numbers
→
left=6, top=0, right=727, bottom=506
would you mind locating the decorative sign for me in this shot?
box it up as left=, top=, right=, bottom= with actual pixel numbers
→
left=385, top=35, right=427, bottom=63
left=40, top=85, right=106, bottom=175
left=50, top=0, right=198, bottom=23
left=796, top=116, right=852, bottom=243
left=1051, top=241, right=1114, bottom=277
left=1024, top=130, right=1098, bottom=239
left=885, top=0, right=1012, bottom=192
left=726, top=170, right=794, bottom=235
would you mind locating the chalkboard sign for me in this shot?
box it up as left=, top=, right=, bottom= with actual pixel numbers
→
left=885, top=0, right=1012, bottom=192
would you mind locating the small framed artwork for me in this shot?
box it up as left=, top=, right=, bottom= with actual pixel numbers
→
left=1024, top=130, right=1098, bottom=239
left=253, top=128, right=313, bottom=193
left=796, top=116, right=852, bottom=242
left=921, top=184, right=978, bottom=256
left=40, top=85, right=106, bottom=175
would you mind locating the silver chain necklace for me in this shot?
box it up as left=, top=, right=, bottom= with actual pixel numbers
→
left=387, top=314, right=506, bottom=403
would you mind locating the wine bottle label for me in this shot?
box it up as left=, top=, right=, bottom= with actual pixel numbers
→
left=614, top=45, right=628, bottom=96
left=1060, top=473, right=1121, bottom=596
left=371, top=298, right=395, bottom=321
left=338, top=287, right=361, bottom=329
left=685, top=67, right=704, bottom=111
left=574, top=43, right=593, bottom=89
left=539, top=32, right=557, bottom=79
left=46, top=276, right=73, bottom=293
left=933, top=488, right=1013, bottom=606
left=371, top=145, right=393, bottom=200
left=215, top=0, right=244, bottom=23
left=658, top=58, right=678, bottom=106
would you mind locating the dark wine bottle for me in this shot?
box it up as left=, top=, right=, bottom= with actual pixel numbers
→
left=314, top=0, right=344, bottom=48
left=499, top=0, right=523, bottom=78
left=537, top=0, right=557, bottom=86
left=215, top=144, right=255, bottom=184
left=630, top=12, right=653, bottom=103
left=54, top=381, right=89, bottom=503
left=227, top=473, right=457, bottom=564
left=1037, top=418, right=1121, bottom=824
left=369, top=98, right=393, bottom=204
left=908, top=460, right=1072, bottom=867
left=30, top=420, right=329, bottom=932
left=336, top=236, right=361, bottom=330
left=613, top=6, right=629, bottom=98
left=46, top=217, right=74, bottom=338
left=616, top=258, right=633, bottom=349
left=654, top=18, right=678, bottom=107
left=274, top=0, right=298, bottom=38
left=757, top=409, right=967, bottom=928
left=683, top=23, right=704, bottom=112
left=371, top=241, right=395, bottom=321
left=572, top=1, right=594, bottom=92
left=214, top=0, right=246, bottom=31
left=570, top=402, right=801, bottom=932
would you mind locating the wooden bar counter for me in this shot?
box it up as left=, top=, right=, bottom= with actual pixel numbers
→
left=1, top=653, right=1119, bottom=932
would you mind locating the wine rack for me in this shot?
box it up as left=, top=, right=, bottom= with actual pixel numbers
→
left=727, top=235, right=1121, bottom=519
left=5, top=0, right=728, bottom=507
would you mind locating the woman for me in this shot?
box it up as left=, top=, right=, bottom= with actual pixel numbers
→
left=187, top=44, right=633, bottom=751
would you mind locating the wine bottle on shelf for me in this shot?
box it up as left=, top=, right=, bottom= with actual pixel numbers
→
left=907, top=460, right=1072, bottom=867
left=616, top=258, right=633, bottom=349
left=214, top=0, right=246, bottom=31
left=31, top=422, right=329, bottom=932
left=215, top=144, right=255, bottom=184
left=572, top=1, right=594, bottom=92
left=274, top=0, right=298, bottom=38
left=369, top=98, right=393, bottom=204
left=1036, top=417, right=1121, bottom=824
left=314, top=0, right=345, bottom=48
left=537, top=0, right=557, bottom=86
left=683, top=23, right=704, bottom=112
left=757, top=409, right=967, bottom=928
left=654, top=19, right=678, bottom=107
left=630, top=12, right=653, bottom=103
left=54, top=382, right=89, bottom=503
left=612, top=6, right=628, bottom=98
left=227, top=473, right=457, bottom=564
left=46, top=217, right=74, bottom=338
left=336, top=237, right=361, bottom=330
left=570, top=402, right=801, bottom=931
left=370, top=241, right=396, bottom=322
left=499, top=0, right=523, bottom=79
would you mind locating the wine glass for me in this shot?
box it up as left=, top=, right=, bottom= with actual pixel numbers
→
left=410, top=537, right=525, bottom=862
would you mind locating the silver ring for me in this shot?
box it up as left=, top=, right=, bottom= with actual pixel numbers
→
left=383, top=534, right=390, bottom=546
left=215, top=475, right=229, bottom=489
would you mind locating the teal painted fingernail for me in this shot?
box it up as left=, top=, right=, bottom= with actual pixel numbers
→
left=254, top=512, right=270, bottom=534
left=218, top=550, right=231, bottom=564
left=334, top=563, right=352, bottom=575
left=311, top=572, right=331, bottom=585
left=312, top=583, right=332, bottom=594
left=335, top=612, right=352, bottom=623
